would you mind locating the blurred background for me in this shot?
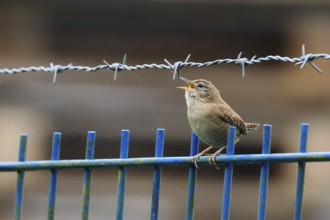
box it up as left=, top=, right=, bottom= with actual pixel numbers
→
left=0, top=0, right=330, bottom=219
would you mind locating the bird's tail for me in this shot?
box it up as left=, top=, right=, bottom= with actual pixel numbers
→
left=245, top=123, right=260, bottom=131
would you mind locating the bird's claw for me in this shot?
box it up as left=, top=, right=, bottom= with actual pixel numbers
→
left=208, top=156, right=216, bottom=165
left=208, top=154, right=223, bottom=169
left=191, top=155, right=201, bottom=169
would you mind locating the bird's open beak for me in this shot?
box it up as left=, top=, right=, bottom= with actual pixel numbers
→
left=177, top=77, right=195, bottom=91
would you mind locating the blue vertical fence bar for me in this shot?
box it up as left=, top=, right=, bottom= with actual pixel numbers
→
left=221, top=126, right=236, bottom=220
left=81, top=131, right=96, bottom=220
left=13, top=134, right=28, bottom=220
left=294, top=123, right=309, bottom=220
left=47, top=132, right=62, bottom=220
left=116, top=130, right=130, bottom=220
left=150, top=129, right=165, bottom=220
left=257, top=125, right=272, bottom=220
left=185, top=132, right=199, bottom=220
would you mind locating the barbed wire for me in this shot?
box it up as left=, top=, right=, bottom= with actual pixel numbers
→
left=0, top=45, right=329, bottom=83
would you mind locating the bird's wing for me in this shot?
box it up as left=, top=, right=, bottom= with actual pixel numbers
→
left=215, top=104, right=247, bottom=135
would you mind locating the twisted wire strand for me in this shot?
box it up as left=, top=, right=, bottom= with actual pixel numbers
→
left=0, top=49, right=329, bottom=82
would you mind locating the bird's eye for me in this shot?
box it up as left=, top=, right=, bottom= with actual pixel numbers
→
left=197, top=83, right=204, bottom=88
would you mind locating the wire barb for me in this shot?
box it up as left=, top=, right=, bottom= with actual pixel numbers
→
left=165, top=54, right=191, bottom=80
left=50, top=63, right=57, bottom=84
left=235, top=52, right=248, bottom=78
left=295, top=44, right=322, bottom=74
left=50, top=63, right=59, bottom=84
left=103, top=54, right=127, bottom=81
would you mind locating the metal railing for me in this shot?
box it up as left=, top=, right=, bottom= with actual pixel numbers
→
left=1, top=123, right=330, bottom=220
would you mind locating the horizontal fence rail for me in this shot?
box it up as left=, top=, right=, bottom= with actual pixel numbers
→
left=1, top=152, right=330, bottom=171
left=1, top=123, right=329, bottom=220
left=0, top=45, right=329, bottom=82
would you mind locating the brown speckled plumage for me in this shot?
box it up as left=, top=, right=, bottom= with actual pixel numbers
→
left=178, top=77, right=259, bottom=168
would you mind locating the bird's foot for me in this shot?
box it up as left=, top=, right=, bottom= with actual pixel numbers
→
left=191, top=146, right=214, bottom=169
left=208, top=154, right=224, bottom=169
left=208, top=147, right=226, bottom=169
left=192, top=153, right=203, bottom=169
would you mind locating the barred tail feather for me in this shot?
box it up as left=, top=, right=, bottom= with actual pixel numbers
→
left=245, top=123, right=260, bottom=131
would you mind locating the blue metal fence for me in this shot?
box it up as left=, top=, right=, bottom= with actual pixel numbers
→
left=1, top=123, right=330, bottom=219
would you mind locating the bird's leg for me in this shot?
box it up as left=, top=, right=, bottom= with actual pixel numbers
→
left=192, top=146, right=214, bottom=168
left=208, top=147, right=226, bottom=169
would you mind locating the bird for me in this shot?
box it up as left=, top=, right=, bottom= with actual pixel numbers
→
left=178, top=77, right=260, bottom=168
